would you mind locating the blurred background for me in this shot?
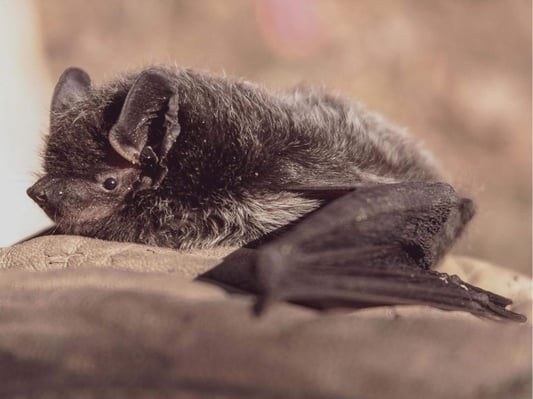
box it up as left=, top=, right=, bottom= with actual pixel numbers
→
left=1, top=0, right=531, bottom=275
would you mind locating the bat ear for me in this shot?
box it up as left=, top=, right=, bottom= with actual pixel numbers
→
left=109, top=68, right=176, bottom=164
left=51, top=67, right=91, bottom=112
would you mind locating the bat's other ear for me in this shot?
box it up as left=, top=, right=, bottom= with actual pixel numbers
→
left=109, top=68, right=176, bottom=165
left=51, top=67, right=91, bottom=112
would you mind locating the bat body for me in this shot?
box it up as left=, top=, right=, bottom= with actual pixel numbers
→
left=27, top=67, right=525, bottom=321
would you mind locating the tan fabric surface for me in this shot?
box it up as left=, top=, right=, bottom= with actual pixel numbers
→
left=1, top=235, right=235, bottom=276
left=0, top=235, right=531, bottom=398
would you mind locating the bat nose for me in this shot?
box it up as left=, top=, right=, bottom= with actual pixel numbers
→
left=27, top=185, right=48, bottom=204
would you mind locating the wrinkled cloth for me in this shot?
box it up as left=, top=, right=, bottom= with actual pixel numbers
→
left=0, top=235, right=531, bottom=399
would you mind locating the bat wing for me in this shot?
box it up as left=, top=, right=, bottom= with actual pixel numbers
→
left=255, top=182, right=526, bottom=322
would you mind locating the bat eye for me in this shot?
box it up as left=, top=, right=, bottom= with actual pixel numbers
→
left=103, top=177, right=118, bottom=190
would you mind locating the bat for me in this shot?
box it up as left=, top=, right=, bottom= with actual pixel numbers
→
left=27, top=66, right=525, bottom=322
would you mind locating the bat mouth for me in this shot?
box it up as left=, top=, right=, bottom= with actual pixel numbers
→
left=35, top=201, right=63, bottom=222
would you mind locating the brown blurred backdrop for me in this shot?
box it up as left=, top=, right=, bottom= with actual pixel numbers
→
left=35, top=0, right=531, bottom=274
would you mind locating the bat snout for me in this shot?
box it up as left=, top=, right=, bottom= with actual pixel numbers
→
left=27, top=184, right=48, bottom=205
left=27, top=177, right=64, bottom=216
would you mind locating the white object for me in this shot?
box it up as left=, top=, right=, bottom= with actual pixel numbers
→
left=0, top=0, right=53, bottom=246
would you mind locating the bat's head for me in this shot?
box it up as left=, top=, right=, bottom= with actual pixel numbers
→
left=27, top=67, right=173, bottom=236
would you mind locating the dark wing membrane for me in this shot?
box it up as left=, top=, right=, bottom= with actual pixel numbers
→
left=255, top=182, right=526, bottom=322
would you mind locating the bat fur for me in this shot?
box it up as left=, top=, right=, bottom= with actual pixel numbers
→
left=29, top=66, right=440, bottom=249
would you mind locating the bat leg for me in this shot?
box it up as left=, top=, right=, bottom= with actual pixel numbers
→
left=254, top=182, right=526, bottom=322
